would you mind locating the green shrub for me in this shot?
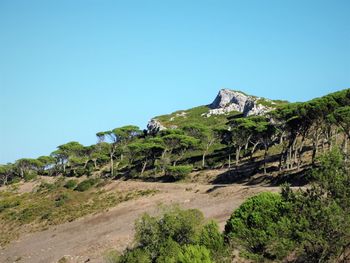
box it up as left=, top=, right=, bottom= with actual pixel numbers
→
left=104, top=250, right=120, bottom=263
left=177, top=245, right=212, bottom=263
left=165, top=165, right=192, bottom=181
left=199, top=221, right=227, bottom=261
left=64, top=179, right=78, bottom=189
left=9, top=177, right=21, bottom=184
left=74, top=178, right=98, bottom=192
left=0, top=198, right=21, bottom=212
left=38, top=182, right=59, bottom=192
left=118, top=248, right=151, bottom=263
left=224, top=192, right=293, bottom=259
left=55, top=192, right=70, bottom=207
left=119, top=207, right=206, bottom=261
left=156, top=238, right=182, bottom=263
left=24, top=171, right=38, bottom=182
left=74, top=167, right=93, bottom=177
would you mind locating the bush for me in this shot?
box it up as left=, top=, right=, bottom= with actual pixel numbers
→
left=0, top=198, right=21, bottom=212
left=8, top=177, right=21, bottom=184
left=55, top=192, right=70, bottom=207
left=64, top=179, right=78, bottom=189
left=74, top=178, right=99, bottom=192
left=38, top=182, right=59, bottom=192
left=115, top=207, right=206, bottom=262
left=24, top=171, right=38, bottom=182
left=199, top=221, right=227, bottom=260
left=156, top=238, right=182, bottom=263
left=224, top=192, right=293, bottom=259
left=177, top=245, right=212, bottom=263
left=165, top=165, right=192, bottom=181
left=118, top=248, right=151, bottom=263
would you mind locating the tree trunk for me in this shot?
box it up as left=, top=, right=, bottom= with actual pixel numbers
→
left=297, top=137, right=306, bottom=171
left=110, top=153, right=114, bottom=176
left=236, top=146, right=241, bottom=166
left=278, top=152, right=283, bottom=171
left=288, top=146, right=293, bottom=170
left=263, top=145, right=268, bottom=174
left=202, top=153, right=206, bottom=168
left=312, top=133, right=320, bottom=165
left=228, top=153, right=231, bottom=169
left=344, top=136, right=348, bottom=161
left=161, top=148, right=168, bottom=159
left=141, top=160, right=148, bottom=175
left=3, top=174, right=8, bottom=185
left=250, top=142, right=259, bottom=160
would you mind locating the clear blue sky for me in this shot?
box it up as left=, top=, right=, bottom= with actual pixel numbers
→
left=0, top=0, right=349, bottom=164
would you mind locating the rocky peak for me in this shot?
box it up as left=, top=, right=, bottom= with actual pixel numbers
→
left=205, top=89, right=274, bottom=117
left=209, top=89, right=249, bottom=112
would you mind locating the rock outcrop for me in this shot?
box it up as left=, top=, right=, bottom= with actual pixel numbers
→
left=147, top=119, right=166, bottom=134
left=147, top=89, right=275, bottom=134
left=205, top=89, right=274, bottom=117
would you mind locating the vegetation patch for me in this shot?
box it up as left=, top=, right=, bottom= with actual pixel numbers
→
left=165, top=165, right=192, bottom=181
left=0, top=179, right=158, bottom=246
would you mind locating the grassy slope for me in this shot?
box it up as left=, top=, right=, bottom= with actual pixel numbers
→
left=154, top=105, right=239, bottom=129
left=0, top=178, right=157, bottom=246
left=153, top=90, right=288, bottom=129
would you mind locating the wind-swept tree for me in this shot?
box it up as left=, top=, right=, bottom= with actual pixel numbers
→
left=15, top=158, right=42, bottom=178
left=331, top=106, right=350, bottom=158
left=183, top=124, right=221, bottom=168
left=51, top=141, right=85, bottom=174
left=96, top=125, right=141, bottom=175
left=37, top=155, right=56, bottom=175
left=229, top=117, right=257, bottom=166
left=161, top=133, right=200, bottom=166
left=253, top=117, right=277, bottom=174
left=0, top=164, right=14, bottom=185
left=128, top=140, right=165, bottom=175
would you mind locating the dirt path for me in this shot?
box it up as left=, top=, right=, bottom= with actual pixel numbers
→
left=0, top=181, right=280, bottom=263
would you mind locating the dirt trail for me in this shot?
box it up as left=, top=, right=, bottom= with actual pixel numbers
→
left=0, top=181, right=280, bottom=263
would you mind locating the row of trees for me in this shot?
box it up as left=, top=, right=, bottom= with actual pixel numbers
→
left=1, top=89, right=349, bottom=185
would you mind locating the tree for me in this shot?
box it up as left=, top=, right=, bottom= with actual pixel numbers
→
left=128, top=141, right=164, bottom=175
left=96, top=125, right=141, bottom=176
left=86, top=143, right=109, bottom=169
left=15, top=158, right=42, bottom=178
left=161, top=134, right=199, bottom=166
left=218, top=128, right=234, bottom=168
left=331, top=106, right=350, bottom=158
left=183, top=124, right=220, bottom=168
left=253, top=117, right=277, bottom=174
left=37, top=156, right=55, bottom=175
left=51, top=141, right=85, bottom=174
left=229, top=117, right=257, bottom=166
left=0, top=164, right=14, bottom=185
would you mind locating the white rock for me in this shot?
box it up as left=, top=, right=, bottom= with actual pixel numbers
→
left=204, top=89, right=273, bottom=117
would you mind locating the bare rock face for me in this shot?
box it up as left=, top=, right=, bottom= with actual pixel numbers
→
left=206, top=89, right=273, bottom=117
left=147, top=119, right=166, bottom=134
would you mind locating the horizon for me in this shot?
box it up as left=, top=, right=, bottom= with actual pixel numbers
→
left=1, top=0, right=349, bottom=164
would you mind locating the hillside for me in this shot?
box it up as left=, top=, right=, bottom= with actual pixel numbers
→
left=0, top=88, right=349, bottom=263
left=147, top=89, right=288, bottom=133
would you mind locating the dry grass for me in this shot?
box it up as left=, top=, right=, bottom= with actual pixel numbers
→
left=0, top=178, right=157, bottom=247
